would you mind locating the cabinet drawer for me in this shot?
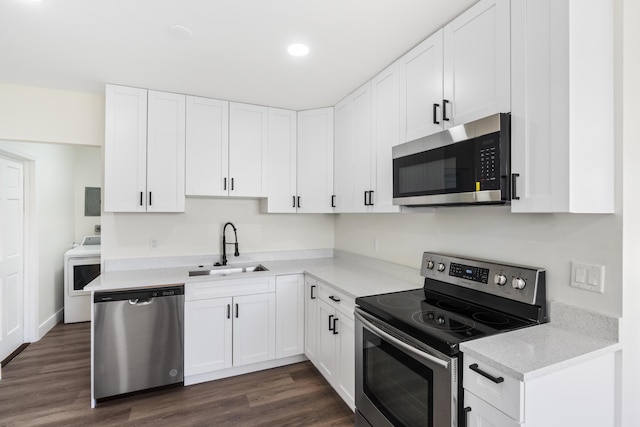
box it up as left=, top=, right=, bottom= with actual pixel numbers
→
left=186, top=276, right=275, bottom=301
left=464, top=391, right=520, bottom=427
left=463, top=355, right=523, bottom=422
left=317, top=283, right=355, bottom=319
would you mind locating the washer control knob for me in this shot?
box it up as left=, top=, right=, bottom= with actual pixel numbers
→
left=494, top=273, right=507, bottom=286
left=512, top=277, right=526, bottom=290
left=426, top=260, right=435, bottom=270
left=437, top=263, right=446, bottom=272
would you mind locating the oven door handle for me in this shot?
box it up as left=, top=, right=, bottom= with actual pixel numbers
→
left=355, top=311, right=450, bottom=370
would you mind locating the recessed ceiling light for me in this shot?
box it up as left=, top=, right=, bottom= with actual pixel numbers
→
left=168, top=25, right=193, bottom=40
left=287, top=43, right=309, bottom=57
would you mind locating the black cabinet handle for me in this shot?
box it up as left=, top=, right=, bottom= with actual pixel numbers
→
left=231, top=178, right=234, bottom=191
left=464, top=407, right=471, bottom=426
left=332, top=317, right=339, bottom=335
left=297, top=196, right=301, bottom=208
left=149, top=191, right=152, bottom=206
left=369, top=191, right=374, bottom=206
left=235, top=303, right=239, bottom=318
left=292, top=196, right=296, bottom=208
left=511, top=173, right=520, bottom=200
left=363, top=191, right=367, bottom=206
left=328, top=314, right=334, bottom=331
left=433, top=103, right=440, bottom=125
left=443, top=99, right=450, bottom=121
left=329, top=295, right=341, bottom=303
left=224, top=177, right=227, bottom=191
left=310, top=285, right=316, bottom=300
left=331, top=195, right=336, bottom=208
left=469, top=363, right=504, bottom=384
left=140, top=191, right=144, bottom=206
left=227, top=304, right=231, bottom=319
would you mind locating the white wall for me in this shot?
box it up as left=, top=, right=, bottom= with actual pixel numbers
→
left=73, top=146, right=102, bottom=242
left=0, top=141, right=77, bottom=331
left=0, top=84, right=104, bottom=147
left=101, top=198, right=334, bottom=262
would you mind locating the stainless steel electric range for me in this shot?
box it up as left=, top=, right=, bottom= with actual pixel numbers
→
left=354, top=252, right=547, bottom=427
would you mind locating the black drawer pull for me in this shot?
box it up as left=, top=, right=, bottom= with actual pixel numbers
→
left=331, top=195, right=336, bottom=208
left=235, top=303, right=239, bottom=318
left=310, top=285, right=316, bottom=300
left=433, top=103, right=440, bottom=125
left=329, top=295, right=341, bottom=303
left=332, top=317, right=339, bottom=335
left=227, top=304, right=230, bottom=319
left=469, top=363, right=504, bottom=384
left=328, top=314, right=334, bottom=331
left=443, top=99, right=450, bottom=121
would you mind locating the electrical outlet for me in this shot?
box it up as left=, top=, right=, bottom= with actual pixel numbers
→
left=570, top=261, right=605, bottom=293
left=150, top=238, right=158, bottom=250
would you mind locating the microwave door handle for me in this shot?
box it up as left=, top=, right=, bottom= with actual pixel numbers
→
left=355, top=311, right=449, bottom=370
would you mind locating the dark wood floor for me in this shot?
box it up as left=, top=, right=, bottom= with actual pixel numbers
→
left=0, top=322, right=354, bottom=426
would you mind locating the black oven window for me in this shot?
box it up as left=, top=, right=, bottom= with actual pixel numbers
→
left=363, top=329, right=434, bottom=427
left=73, top=264, right=101, bottom=291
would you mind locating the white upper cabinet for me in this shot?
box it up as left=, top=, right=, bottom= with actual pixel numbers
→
left=443, top=0, right=511, bottom=127
left=399, top=0, right=510, bottom=143
left=264, top=107, right=297, bottom=213
left=229, top=102, right=268, bottom=197
left=371, top=62, right=402, bottom=213
left=510, top=0, right=614, bottom=213
left=104, top=85, right=185, bottom=213
left=185, top=96, right=229, bottom=197
left=334, top=83, right=372, bottom=213
left=400, top=30, right=444, bottom=142
left=297, top=107, right=335, bottom=213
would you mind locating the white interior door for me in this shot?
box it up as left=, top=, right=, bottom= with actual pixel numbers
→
left=0, top=155, right=24, bottom=362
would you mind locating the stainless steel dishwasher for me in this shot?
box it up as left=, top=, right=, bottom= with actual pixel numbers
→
left=93, top=286, right=184, bottom=400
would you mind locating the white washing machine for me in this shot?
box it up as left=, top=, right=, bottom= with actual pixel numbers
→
left=64, top=236, right=101, bottom=323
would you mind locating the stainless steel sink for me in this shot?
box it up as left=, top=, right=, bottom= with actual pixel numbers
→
left=188, top=264, right=269, bottom=277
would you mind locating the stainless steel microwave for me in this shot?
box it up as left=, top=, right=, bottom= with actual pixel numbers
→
left=392, top=113, right=511, bottom=207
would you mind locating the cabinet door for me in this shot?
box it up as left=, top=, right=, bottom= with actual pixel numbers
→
left=185, top=96, right=229, bottom=197
left=229, top=102, right=268, bottom=197
left=335, top=312, right=356, bottom=410
left=333, top=97, right=354, bottom=213
left=146, top=90, right=186, bottom=212
left=304, top=276, right=319, bottom=363
left=372, top=62, right=401, bottom=213
left=317, top=299, right=337, bottom=383
left=399, top=30, right=444, bottom=142
left=265, top=108, right=297, bottom=213
left=352, top=83, right=373, bottom=212
left=184, top=298, right=233, bottom=376
left=464, top=392, right=520, bottom=427
left=275, top=274, right=304, bottom=358
left=297, top=108, right=335, bottom=213
left=104, top=85, right=147, bottom=212
left=233, top=293, right=276, bottom=367
left=443, top=0, right=510, bottom=127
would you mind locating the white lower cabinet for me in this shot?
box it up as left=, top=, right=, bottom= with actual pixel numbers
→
left=463, top=352, right=616, bottom=426
left=184, top=277, right=276, bottom=377
left=306, top=275, right=356, bottom=410
left=275, top=274, right=305, bottom=359
left=304, top=276, right=319, bottom=364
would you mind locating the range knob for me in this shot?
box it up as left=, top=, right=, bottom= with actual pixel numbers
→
left=426, top=260, right=435, bottom=270
left=494, top=273, right=507, bottom=286
left=512, top=277, right=526, bottom=290
left=437, top=263, right=446, bottom=272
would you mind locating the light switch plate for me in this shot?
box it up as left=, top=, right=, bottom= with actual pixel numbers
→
left=570, top=261, right=605, bottom=293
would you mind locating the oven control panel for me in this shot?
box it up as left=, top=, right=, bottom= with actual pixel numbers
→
left=421, top=252, right=545, bottom=305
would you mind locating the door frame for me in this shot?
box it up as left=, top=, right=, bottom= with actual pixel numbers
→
left=0, top=146, right=39, bottom=344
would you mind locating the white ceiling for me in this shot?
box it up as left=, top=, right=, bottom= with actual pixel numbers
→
left=0, top=0, right=477, bottom=110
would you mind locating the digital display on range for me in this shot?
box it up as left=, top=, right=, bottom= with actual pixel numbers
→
left=449, top=262, right=489, bottom=284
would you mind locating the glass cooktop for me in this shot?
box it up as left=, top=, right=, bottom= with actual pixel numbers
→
left=356, top=288, right=535, bottom=356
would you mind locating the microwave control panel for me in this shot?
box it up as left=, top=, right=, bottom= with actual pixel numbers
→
left=476, top=133, right=500, bottom=190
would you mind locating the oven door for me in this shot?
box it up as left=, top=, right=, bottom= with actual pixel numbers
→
left=66, top=256, right=101, bottom=297
left=355, top=309, right=459, bottom=427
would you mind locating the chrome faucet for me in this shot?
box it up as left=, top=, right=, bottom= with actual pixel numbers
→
left=220, top=222, right=239, bottom=266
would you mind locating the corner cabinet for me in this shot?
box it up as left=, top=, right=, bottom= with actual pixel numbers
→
left=104, top=85, right=186, bottom=212
left=264, top=108, right=298, bottom=213
left=304, top=275, right=355, bottom=410
left=510, top=0, right=614, bottom=213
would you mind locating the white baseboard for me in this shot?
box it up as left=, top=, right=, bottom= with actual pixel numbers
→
left=38, top=308, right=64, bottom=340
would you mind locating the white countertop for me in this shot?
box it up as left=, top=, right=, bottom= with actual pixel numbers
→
left=460, top=321, right=620, bottom=381
left=85, top=257, right=420, bottom=298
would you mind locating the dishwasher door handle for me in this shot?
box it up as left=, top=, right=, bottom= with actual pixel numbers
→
left=128, top=298, right=154, bottom=306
